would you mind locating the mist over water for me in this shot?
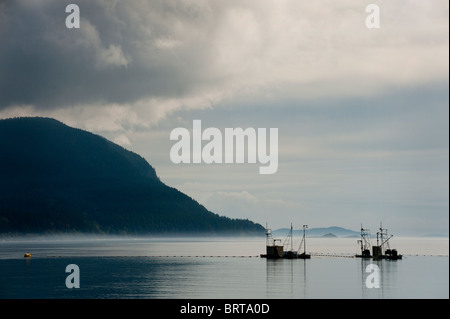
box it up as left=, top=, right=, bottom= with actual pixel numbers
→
left=0, top=236, right=448, bottom=299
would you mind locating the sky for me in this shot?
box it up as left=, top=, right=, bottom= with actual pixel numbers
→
left=0, top=0, right=448, bottom=236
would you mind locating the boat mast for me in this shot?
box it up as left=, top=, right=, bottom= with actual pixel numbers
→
left=376, top=222, right=382, bottom=248
left=265, top=222, right=273, bottom=246
left=378, top=222, right=389, bottom=252
left=290, top=223, right=293, bottom=252
left=358, top=224, right=363, bottom=253
left=379, top=222, right=383, bottom=249
left=303, top=225, right=308, bottom=254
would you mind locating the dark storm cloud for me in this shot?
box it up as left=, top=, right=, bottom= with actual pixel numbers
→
left=0, top=0, right=448, bottom=122
left=0, top=0, right=215, bottom=110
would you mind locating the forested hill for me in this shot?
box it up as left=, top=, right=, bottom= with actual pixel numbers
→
left=0, top=117, right=264, bottom=235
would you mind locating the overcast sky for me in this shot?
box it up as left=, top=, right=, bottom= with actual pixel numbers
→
left=0, top=0, right=448, bottom=236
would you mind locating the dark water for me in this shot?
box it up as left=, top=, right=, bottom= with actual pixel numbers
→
left=0, top=237, right=448, bottom=299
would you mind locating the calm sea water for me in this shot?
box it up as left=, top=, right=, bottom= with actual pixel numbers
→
left=0, top=236, right=448, bottom=299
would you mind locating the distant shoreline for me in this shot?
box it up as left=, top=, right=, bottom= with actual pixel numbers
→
left=1, top=231, right=448, bottom=241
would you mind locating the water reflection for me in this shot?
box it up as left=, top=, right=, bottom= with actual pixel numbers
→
left=358, top=258, right=400, bottom=299
left=0, top=238, right=446, bottom=298
left=265, top=259, right=308, bottom=298
left=264, top=256, right=403, bottom=299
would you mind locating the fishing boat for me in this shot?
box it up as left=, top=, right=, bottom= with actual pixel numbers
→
left=24, top=252, right=31, bottom=258
left=372, top=223, right=402, bottom=260
left=261, top=223, right=311, bottom=259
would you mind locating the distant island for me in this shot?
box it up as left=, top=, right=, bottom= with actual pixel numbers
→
left=0, top=117, right=264, bottom=236
left=272, top=226, right=359, bottom=238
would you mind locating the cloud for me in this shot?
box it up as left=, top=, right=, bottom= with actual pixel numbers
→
left=113, top=134, right=131, bottom=147
left=0, top=0, right=448, bottom=136
left=203, top=190, right=301, bottom=221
